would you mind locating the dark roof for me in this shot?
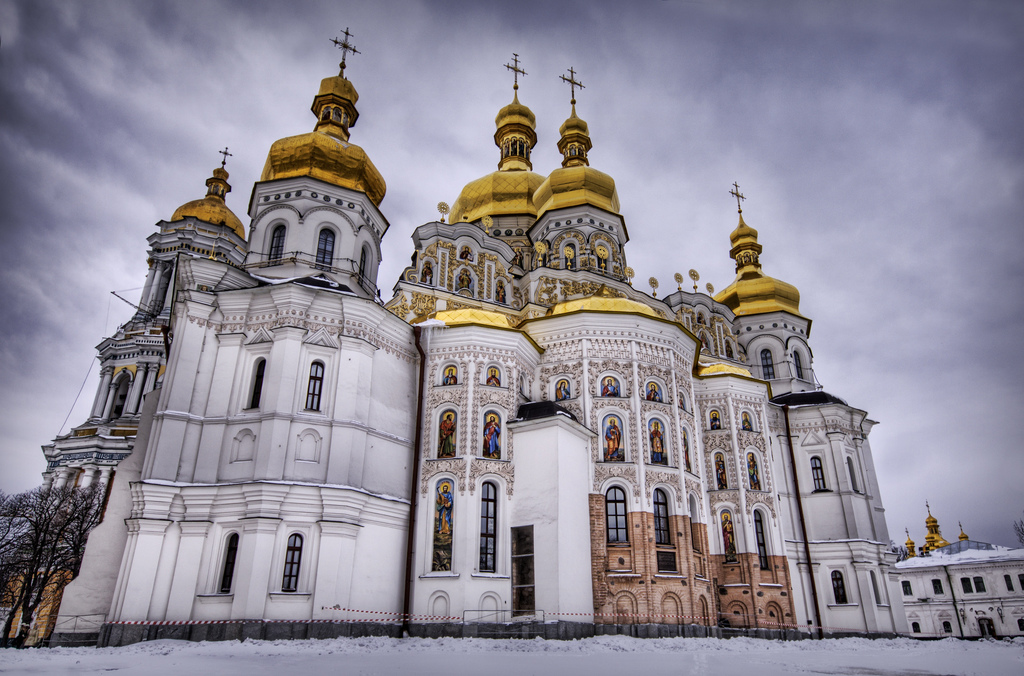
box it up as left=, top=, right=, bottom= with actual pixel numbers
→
left=514, top=401, right=579, bottom=423
left=293, top=275, right=354, bottom=293
left=771, top=390, right=847, bottom=407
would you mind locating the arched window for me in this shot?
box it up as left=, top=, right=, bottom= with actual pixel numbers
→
left=653, top=489, right=670, bottom=545
left=725, top=341, right=734, bottom=358
left=831, top=570, right=848, bottom=604
left=944, top=621, right=953, bottom=633
left=793, top=351, right=804, bottom=379
left=753, top=510, right=769, bottom=570
left=281, top=533, right=303, bottom=592
left=219, top=533, right=239, bottom=594
left=479, top=481, right=497, bottom=572
left=305, top=361, right=324, bottom=411
left=249, top=359, right=266, bottom=409
left=811, top=456, right=827, bottom=491
left=269, top=225, right=286, bottom=263
left=846, top=457, right=859, bottom=492
left=564, top=243, right=577, bottom=270
left=911, top=621, right=921, bottom=633
left=359, top=246, right=369, bottom=282
left=760, top=349, right=775, bottom=379
left=605, top=487, right=628, bottom=544
left=111, top=375, right=131, bottom=418
left=315, top=229, right=335, bottom=269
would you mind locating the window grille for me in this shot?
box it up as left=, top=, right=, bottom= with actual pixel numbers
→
left=306, top=362, right=324, bottom=410
left=281, top=534, right=303, bottom=592
left=605, top=487, right=628, bottom=543
left=479, top=482, right=497, bottom=573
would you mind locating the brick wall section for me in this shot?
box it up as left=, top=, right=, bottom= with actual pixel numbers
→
left=709, top=552, right=796, bottom=629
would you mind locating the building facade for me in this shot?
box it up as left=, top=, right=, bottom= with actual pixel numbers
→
left=46, top=54, right=907, bottom=646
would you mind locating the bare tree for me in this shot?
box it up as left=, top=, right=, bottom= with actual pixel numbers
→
left=889, top=540, right=910, bottom=563
left=0, top=484, right=106, bottom=647
left=1014, top=511, right=1024, bottom=548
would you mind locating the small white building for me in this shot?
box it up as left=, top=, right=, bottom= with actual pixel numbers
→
left=896, top=518, right=1024, bottom=638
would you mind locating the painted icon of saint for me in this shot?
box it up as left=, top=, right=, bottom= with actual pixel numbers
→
left=486, top=367, right=501, bottom=387
left=683, top=429, right=691, bottom=472
left=646, top=382, right=663, bottom=402
left=715, top=453, right=728, bottom=489
left=742, top=412, right=753, bottom=431
left=482, top=412, right=501, bottom=459
left=457, top=268, right=473, bottom=293
left=710, top=410, right=721, bottom=430
left=747, top=452, right=761, bottom=490
left=604, top=416, right=623, bottom=462
left=436, top=481, right=454, bottom=535
left=555, top=379, right=571, bottom=401
left=443, top=366, right=458, bottom=386
left=601, top=376, right=620, bottom=397
left=495, top=280, right=506, bottom=304
left=422, top=260, right=433, bottom=285
left=438, top=410, right=457, bottom=458
left=649, top=420, right=666, bottom=465
left=721, top=511, right=737, bottom=563
left=459, top=246, right=473, bottom=261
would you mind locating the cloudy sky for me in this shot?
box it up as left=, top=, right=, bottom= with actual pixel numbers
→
left=1, top=0, right=1021, bottom=548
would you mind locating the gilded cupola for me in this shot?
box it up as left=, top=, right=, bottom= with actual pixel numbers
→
left=171, top=163, right=245, bottom=239
left=533, top=70, right=619, bottom=219
left=923, top=504, right=950, bottom=553
left=259, top=32, right=386, bottom=206
left=449, top=55, right=544, bottom=224
left=714, top=193, right=803, bottom=318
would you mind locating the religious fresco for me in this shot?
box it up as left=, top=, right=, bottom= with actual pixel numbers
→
left=495, top=279, right=506, bottom=304
left=432, top=479, right=454, bottom=571
left=709, top=410, right=721, bottom=430
left=721, top=510, right=737, bottom=563
left=747, top=452, right=761, bottom=490
left=482, top=411, right=501, bottom=459
left=741, top=412, right=753, bottom=431
left=421, top=259, right=433, bottom=285
left=457, top=268, right=474, bottom=294
left=645, top=382, right=663, bottom=402
left=555, top=378, right=571, bottom=401
left=649, top=419, right=667, bottom=465
left=682, top=428, right=691, bottom=471
left=459, top=246, right=474, bottom=262
left=486, top=367, right=501, bottom=387
left=600, top=376, right=621, bottom=397
left=603, top=414, right=624, bottom=462
left=438, top=410, right=457, bottom=458
left=442, top=365, right=458, bottom=385
left=715, top=452, right=728, bottom=489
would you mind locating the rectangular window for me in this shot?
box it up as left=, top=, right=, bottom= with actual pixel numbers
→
left=932, top=579, right=943, bottom=595
left=1005, top=574, right=1014, bottom=592
left=511, top=525, right=535, bottom=617
left=478, top=483, right=497, bottom=573
left=656, top=550, right=677, bottom=573
left=961, top=577, right=973, bottom=594
left=901, top=580, right=912, bottom=596
left=1019, top=574, right=1024, bottom=591
left=973, top=576, right=986, bottom=593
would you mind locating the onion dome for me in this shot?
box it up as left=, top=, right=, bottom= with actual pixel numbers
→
left=171, top=166, right=245, bottom=239
left=923, top=505, right=950, bottom=552
left=905, top=529, right=916, bottom=558
left=260, top=63, right=385, bottom=206
left=533, top=104, right=619, bottom=220
left=713, top=211, right=803, bottom=317
left=958, top=522, right=969, bottom=541
left=449, top=89, right=543, bottom=223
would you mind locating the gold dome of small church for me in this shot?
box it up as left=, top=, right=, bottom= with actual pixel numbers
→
left=714, top=195, right=803, bottom=318
left=260, top=37, right=386, bottom=206
left=171, top=163, right=245, bottom=239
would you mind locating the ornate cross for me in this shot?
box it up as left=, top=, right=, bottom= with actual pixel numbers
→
left=729, top=181, right=746, bottom=213
left=218, top=146, right=232, bottom=168
left=330, top=27, right=360, bottom=75
left=560, top=66, right=584, bottom=105
left=504, top=53, right=527, bottom=91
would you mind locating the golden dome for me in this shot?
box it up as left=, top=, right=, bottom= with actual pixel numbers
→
left=449, top=170, right=545, bottom=223
left=259, top=66, right=386, bottom=206
left=495, top=91, right=536, bottom=131
left=559, top=107, right=589, bottom=137
left=171, top=167, right=245, bottom=239
left=433, top=308, right=512, bottom=328
left=533, top=165, right=620, bottom=219
left=551, top=285, right=656, bottom=317
left=714, top=212, right=803, bottom=318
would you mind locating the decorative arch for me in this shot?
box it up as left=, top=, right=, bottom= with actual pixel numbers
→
left=612, top=591, right=637, bottom=624
left=553, top=377, right=573, bottom=401
left=295, top=428, right=322, bottom=463
left=708, top=409, right=722, bottom=430
left=483, top=364, right=503, bottom=387
left=643, top=379, right=665, bottom=402
left=455, top=266, right=475, bottom=295
left=764, top=601, right=784, bottom=625
left=440, top=363, right=459, bottom=386
left=428, top=590, right=450, bottom=619
left=230, top=428, right=256, bottom=463
left=740, top=410, right=755, bottom=432
left=661, top=593, right=682, bottom=625
left=420, top=257, right=436, bottom=286
left=598, top=373, right=623, bottom=397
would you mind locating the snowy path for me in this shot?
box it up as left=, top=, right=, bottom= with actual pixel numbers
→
left=2, top=636, right=1021, bottom=675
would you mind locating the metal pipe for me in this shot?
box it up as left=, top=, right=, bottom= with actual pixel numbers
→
left=784, top=404, right=823, bottom=639
left=401, top=325, right=428, bottom=636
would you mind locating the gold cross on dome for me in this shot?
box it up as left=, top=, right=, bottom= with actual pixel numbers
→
left=729, top=182, right=746, bottom=213
left=330, top=27, right=360, bottom=75
left=218, top=147, right=232, bottom=168
left=504, top=53, right=527, bottom=91
left=560, top=66, right=585, bottom=105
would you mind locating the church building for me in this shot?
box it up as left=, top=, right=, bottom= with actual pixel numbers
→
left=44, top=42, right=908, bottom=646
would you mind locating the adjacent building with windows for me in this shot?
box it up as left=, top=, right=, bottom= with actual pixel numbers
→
left=46, top=51, right=907, bottom=646
left=896, top=516, right=1024, bottom=638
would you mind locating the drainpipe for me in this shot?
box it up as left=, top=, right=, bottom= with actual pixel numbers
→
left=784, top=405, right=823, bottom=639
left=943, top=565, right=964, bottom=637
left=401, top=325, right=428, bottom=636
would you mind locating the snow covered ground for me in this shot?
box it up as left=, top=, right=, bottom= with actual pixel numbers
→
left=2, top=635, right=1021, bottom=675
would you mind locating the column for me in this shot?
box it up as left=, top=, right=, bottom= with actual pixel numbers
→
left=100, top=379, right=118, bottom=420
left=91, top=368, right=114, bottom=419
left=165, top=521, right=213, bottom=619
left=235, top=518, right=281, bottom=620
left=311, top=521, right=361, bottom=619
left=125, top=364, right=149, bottom=415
